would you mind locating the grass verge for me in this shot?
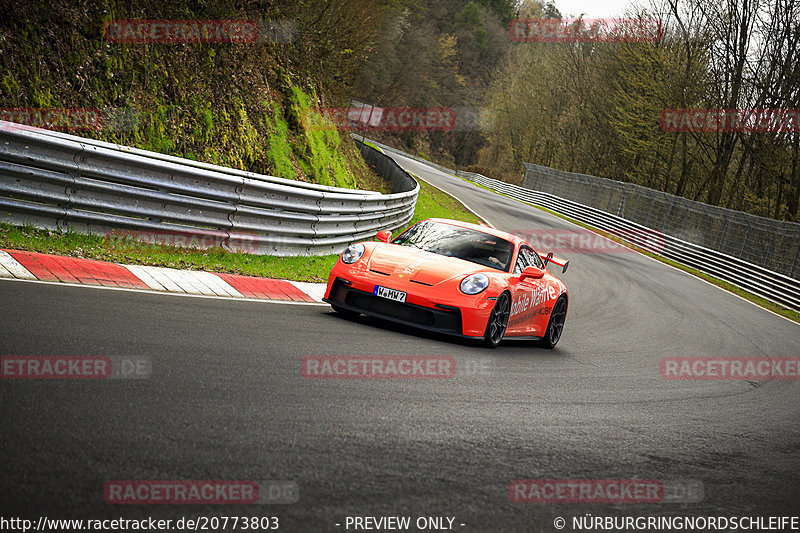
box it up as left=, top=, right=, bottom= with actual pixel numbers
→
left=0, top=179, right=482, bottom=283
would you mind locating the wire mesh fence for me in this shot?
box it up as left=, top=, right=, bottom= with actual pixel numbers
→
left=523, top=163, right=800, bottom=280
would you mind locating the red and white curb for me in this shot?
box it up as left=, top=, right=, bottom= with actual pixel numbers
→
left=0, top=249, right=326, bottom=303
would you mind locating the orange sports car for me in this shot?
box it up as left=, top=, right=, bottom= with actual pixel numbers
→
left=323, top=218, right=570, bottom=348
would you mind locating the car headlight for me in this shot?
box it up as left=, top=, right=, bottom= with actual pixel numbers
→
left=341, top=243, right=365, bottom=264
left=460, top=273, right=489, bottom=295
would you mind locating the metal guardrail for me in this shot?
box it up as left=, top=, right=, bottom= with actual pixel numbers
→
left=466, top=173, right=800, bottom=313
left=0, top=121, right=418, bottom=256
left=354, top=136, right=799, bottom=312
left=523, top=162, right=800, bottom=280
left=350, top=135, right=460, bottom=176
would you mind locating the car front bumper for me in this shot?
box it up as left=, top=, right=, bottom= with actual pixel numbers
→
left=323, top=274, right=493, bottom=339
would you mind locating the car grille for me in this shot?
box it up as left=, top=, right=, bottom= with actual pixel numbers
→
left=346, top=290, right=435, bottom=326
left=328, top=279, right=462, bottom=334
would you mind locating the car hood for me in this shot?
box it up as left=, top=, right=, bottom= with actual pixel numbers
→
left=367, top=243, right=490, bottom=286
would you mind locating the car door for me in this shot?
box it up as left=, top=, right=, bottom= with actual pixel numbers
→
left=507, top=245, right=548, bottom=336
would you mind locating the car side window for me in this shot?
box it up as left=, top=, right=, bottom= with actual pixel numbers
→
left=528, top=247, right=544, bottom=269
left=514, top=246, right=530, bottom=273
left=514, top=246, right=543, bottom=273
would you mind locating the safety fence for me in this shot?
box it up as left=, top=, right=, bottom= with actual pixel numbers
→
left=471, top=172, right=800, bottom=312
left=523, top=163, right=800, bottom=280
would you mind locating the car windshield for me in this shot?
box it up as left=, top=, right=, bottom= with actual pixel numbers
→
left=392, top=220, right=514, bottom=271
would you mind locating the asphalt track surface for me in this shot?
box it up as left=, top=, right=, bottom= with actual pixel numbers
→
left=1, top=151, right=799, bottom=531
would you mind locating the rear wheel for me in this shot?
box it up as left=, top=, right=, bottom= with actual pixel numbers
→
left=538, top=296, right=567, bottom=349
left=483, top=292, right=510, bottom=348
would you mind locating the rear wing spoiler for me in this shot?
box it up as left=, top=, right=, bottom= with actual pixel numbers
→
left=540, top=252, right=569, bottom=273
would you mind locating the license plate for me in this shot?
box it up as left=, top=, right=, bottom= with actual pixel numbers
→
left=373, top=285, right=407, bottom=303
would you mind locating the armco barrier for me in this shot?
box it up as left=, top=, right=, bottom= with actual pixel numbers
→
left=466, top=173, right=800, bottom=313
left=523, top=162, right=800, bottom=280
left=0, top=121, right=418, bottom=256
left=356, top=136, right=800, bottom=312
left=350, top=135, right=459, bottom=176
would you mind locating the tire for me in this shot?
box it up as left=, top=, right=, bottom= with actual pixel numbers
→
left=538, top=295, right=567, bottom=349
left=483, top=292, right=511, bottom=348
left=331, top=305, right=360, bottom=320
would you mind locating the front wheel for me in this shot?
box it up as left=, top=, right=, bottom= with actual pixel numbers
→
left=538, top=296, right=567, bottom=349
left=483, top=292, right=510, bottom=348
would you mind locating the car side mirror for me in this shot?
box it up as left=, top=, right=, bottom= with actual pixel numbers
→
left=376, top=231, right=392, bottom=243
left=520, top=266, right=545, bottom=280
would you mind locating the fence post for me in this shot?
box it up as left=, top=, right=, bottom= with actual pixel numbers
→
left=739, top=219, right=752, bottom=260
left=679, top=198, right=690, bottom=240
left=699, top=204, right=709, bottom=248
left=662, top=197, right=674, bottom=233
left=763, top=230, right=776, bottom=268
left=644, top=193, right=655, bottom=228
left=719, top=215, right=730, bottom=252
